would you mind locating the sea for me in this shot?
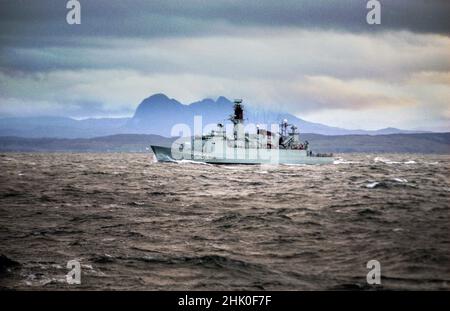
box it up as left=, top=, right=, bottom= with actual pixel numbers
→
left=0, top=153, right=449, bottom=290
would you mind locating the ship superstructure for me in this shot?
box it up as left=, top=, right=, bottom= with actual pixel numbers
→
left=151, top=99, right=334, bottom=164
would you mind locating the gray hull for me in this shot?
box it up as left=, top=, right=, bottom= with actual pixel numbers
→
left=151, top=145, right=334, bottom=165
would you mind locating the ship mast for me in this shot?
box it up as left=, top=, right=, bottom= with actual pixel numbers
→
left=230, top=99, right=244, bottom=147
left=230, top=99, right=243, bottom=125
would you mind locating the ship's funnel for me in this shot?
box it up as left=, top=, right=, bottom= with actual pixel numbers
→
left=232, top=99, right=244, bottom=122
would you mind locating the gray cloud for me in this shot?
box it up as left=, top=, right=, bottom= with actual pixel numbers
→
left=1, top=0, right=449, bottom=46
left=1, top=30, right=449, bottom=79
left=0, top=0, right=449, bottom=130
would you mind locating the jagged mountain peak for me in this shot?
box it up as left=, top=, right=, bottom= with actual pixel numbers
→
left=126, top=93, right=420, bottom=137
left=0, top=93, right=427, bottom=138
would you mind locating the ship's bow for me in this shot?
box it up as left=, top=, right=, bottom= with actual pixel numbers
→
left=150, top=145, right=175, bottom=162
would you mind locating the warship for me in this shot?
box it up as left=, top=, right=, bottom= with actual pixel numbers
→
left=151, top=99, right=334, bottom=164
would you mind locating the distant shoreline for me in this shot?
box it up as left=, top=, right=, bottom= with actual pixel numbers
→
left=0, top=133, right=449, bottom=154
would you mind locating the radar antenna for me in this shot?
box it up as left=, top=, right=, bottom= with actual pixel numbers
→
left=230, top=99, right=244, bottom=125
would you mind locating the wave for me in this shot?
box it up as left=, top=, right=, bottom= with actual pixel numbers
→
left=366, top=182, right=385, bottom=189
left=2, top=152, right=448, bottom=291
left=374, top=157, right=416, bottom=164
left=333, top=158, right=359, bottom=164
left=366, top=178, right=409, bottom=188
left=404, top=160, right=417, bottom=164
left=0, top=254, right=21, bottom=272
left=119, top=254, right=266, bottom=273
left=392, top=178, right=408, bottom=183
left=175, top=159, right=213, bottom=166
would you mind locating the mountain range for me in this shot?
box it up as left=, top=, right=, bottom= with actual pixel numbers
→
left=0, top=93, right=431, bottom=138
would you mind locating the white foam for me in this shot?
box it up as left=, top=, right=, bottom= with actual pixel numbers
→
left=150, top=154, right=158, bottom=163
left=176, top=159, right=212, bottom=166
left=333, top=158, right=358, bottom=164
left=374, top=157, right=416, bottom=164
left=374, top=157, right=398, bottom=164
left=366, top=182, right=380, bottom=188
left=392, top=178, right=408, bottom=183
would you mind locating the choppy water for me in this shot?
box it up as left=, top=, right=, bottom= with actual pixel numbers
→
left=0, top=153, right=449, bottom=290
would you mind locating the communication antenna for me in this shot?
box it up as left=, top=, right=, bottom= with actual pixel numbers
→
left=230, top=98, right=244, bottom=124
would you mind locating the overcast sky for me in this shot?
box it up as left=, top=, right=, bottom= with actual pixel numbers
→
left=0, top=0, right=449, bottom=131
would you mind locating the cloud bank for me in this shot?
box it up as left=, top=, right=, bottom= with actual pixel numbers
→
left=0, top=0, right=449, bottom=131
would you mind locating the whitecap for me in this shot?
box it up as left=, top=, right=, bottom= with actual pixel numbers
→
left=366, top=182, right=380, bottom=188
left=374, top=157, right=387, bottom=163
left=374, top=157, right=399, bottom=164
left=374, top=157, right=416, bottom=164
left=333, top=158, right=358, bottom=164
left=392, top=178, right=408, bottom=183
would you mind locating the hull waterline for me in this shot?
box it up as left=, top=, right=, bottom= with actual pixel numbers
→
left=150, top=145, right=334, bottom=165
